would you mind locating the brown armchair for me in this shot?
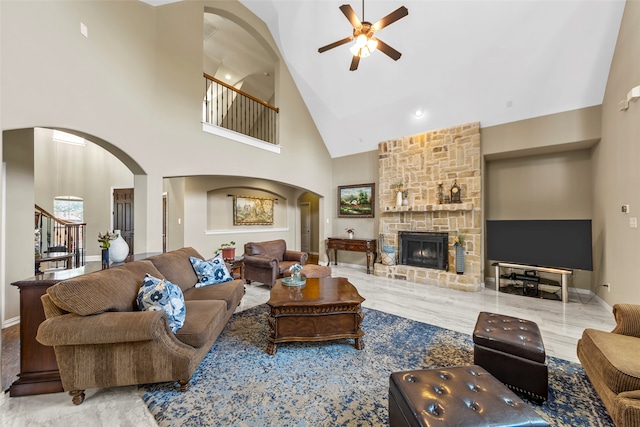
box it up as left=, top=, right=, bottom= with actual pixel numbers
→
left=243, top=239, right=308, bottom=287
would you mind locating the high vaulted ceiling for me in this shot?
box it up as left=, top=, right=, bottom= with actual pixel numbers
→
left=240, top=0, right=625, bottom=158
left=146, top=0, right=626, bottom=158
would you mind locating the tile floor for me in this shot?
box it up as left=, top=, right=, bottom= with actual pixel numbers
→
left=0, top=265, right=616, bottom=426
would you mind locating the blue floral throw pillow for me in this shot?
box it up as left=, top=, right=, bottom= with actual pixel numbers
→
left=137, top=274, right=186, bottom=333
left=190, top=254, right=233, bottom=288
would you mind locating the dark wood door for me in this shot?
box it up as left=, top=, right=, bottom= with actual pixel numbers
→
left=113, top=188, right=134, bottom=255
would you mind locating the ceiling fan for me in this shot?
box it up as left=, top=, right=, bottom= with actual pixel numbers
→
left=318, top=1, right=408, bottom=71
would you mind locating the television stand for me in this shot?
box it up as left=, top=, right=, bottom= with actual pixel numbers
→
left=494, top=262, right=572, bottom=303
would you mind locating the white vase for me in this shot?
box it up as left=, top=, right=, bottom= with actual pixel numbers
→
left=109, top=230, right=129, bottom=263
left=396, top=191, right=403, bottom=206
left=348, top=232, right=354, bottom=239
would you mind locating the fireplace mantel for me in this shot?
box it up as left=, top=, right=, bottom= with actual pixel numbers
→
left=382, top=203, right=474, bottom=213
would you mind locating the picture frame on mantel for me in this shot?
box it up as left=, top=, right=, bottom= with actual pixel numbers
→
left=338, top=183, right=375, bottom=218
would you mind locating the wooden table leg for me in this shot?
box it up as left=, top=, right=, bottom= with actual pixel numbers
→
left=267, top=313, right=277, bottom=355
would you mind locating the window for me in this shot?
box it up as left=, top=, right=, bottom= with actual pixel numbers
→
left=54, top=196, right=84, bottom=222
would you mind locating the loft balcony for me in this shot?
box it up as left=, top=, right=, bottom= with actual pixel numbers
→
left=203, top=73, right=279, bottom=152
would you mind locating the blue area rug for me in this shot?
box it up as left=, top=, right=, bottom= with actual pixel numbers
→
left=139, top=305, right=613, bottom=426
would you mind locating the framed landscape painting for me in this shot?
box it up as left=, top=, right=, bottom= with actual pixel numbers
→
left=338, top=183, right=375, bottom=218
left=233, top=196, right=274, bottom=225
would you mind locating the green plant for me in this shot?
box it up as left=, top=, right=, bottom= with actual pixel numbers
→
left=453, top=234, right=465, bottom=246
left=217, top=241, right=236, bottom=252
left=98, top=230, right=118, bottom=249
left=402, top=189, right=409, bottom=198
left=393, top=181, right=403, bottom=192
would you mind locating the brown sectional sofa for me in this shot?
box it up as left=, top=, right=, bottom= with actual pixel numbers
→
left=577, top=303, right=640, bottom=426
left=36, top=247, right=244, bottom=405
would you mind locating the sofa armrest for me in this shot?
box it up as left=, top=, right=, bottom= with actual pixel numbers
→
left=243, top=254, right=278, bottom=269
left=615, top=390, right=640, bottom=426
left=611, top=304, right=640, bottom=338
left=284, top=250, right=308, bottom=265
left=37, top=310, right=172, bottom=346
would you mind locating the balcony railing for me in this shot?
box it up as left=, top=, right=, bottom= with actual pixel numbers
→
left=203, top=73, right=279, bottom=145
left=35, top=204, right=86, bottom=269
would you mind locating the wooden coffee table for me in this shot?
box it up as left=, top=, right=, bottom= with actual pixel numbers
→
left=266, top=276, right=365, bottom=355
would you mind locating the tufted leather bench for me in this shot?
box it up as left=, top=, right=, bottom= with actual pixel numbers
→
left=389, top=365, right=549, bottom=427
left=283, top=264, right=332, bottom=279
left=473, top=312, right=548, bottom=403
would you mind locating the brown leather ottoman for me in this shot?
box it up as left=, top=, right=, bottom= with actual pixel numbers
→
left=473, top=312, right=548, bottom=403
left=389, top=365, right=549, bottom=427
left=301, top=264, right=331, bottom=278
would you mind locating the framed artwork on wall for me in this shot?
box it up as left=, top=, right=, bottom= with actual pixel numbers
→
left=233, top=196, right=275, bottom=225
left=338, top=183, right=375, bottom=218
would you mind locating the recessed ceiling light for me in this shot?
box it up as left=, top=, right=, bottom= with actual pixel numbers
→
left=414, top=109, right=424, bottom=118
left=225, top=74, right=231, bottom=80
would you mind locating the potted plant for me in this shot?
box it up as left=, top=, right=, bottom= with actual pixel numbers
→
left=217, top=241, right=236, bottom=260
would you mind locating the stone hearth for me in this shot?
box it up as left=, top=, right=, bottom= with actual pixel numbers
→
left=375, top=122, right=482, bottom=291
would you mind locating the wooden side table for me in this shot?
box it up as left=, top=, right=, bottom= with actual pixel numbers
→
left=226, top=256, right=245, bottom=281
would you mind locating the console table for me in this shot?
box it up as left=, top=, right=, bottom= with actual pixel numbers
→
left=326, top=237, right=377, bottom=274
left=34, top=252, right=73, bottom=275
left=494, top=262, right=572, bottom=304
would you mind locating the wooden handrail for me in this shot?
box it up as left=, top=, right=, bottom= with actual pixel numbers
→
left=204, top=72, right=279, bottom=113
left=35, top=204, right=86, bottom=227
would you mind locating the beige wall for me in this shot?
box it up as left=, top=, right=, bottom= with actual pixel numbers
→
left=331, top=151, right=379, bottom=266
left=35, top=129, right=135, bottom=257
left=485, top=150, right=594, bottom=289
left=3, top=130, right=35, bottom=322
left=482, top=106, right=601, bottom=160
left=177, top=176, right=307, bottom=257
left=0, top=0, right=333, bottom=325
left=594, top=0, right=640, bottom=305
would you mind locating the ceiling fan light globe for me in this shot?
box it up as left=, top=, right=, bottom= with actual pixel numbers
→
left=360, top=48, right=371, bottom=58
left=350, top=44, right=361, bottom=56
left=355, top=34, right=368, bottom=48
left=367, top=38, right=378, bottom=52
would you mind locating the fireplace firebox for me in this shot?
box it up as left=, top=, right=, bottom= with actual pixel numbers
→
left=399, top=231, right=448, bottom=270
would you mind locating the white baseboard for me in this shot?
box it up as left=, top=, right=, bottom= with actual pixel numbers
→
left=3, top=316, right=20, bottom=329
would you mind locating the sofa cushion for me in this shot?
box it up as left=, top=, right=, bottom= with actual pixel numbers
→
left=183, top=279, right=244, bottom=310
left=175, top=300, right=227, bottom=348
left=190, top=254, right=233, bottom=287
left=46, top=260, right=163, bottom=316
left=146, top=247, right=203, bottom=292
left=137, top=274, right=186, bottom=333
left=581, top=328, right=640, bottom=393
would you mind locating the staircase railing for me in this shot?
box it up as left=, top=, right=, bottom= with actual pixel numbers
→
left=203, top=73, right=279, bottom=145
left=35, top=204, right=86, bottom=269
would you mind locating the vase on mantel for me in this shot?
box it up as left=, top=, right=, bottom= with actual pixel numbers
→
left=402, top=197, right=409, bottom=206
left=109, top=230, right=129, bottom=263
left=396, top=191, right=403, bottom=207
left=347, top=231, right=354, bottom=239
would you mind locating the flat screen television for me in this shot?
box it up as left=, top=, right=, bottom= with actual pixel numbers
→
left=486, top=219, right=593, bottom=271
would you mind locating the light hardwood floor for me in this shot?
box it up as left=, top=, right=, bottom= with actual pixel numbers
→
left=0, top=264, right=616, bottom=426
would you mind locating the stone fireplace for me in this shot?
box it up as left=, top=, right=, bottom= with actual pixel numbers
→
left=374, top=122, right=482, bottom=291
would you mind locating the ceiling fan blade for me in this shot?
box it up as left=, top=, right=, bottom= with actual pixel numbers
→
left=372, top=6, right=408, bottom=32
left=349, top=55, right=360, bottom=71
left=318, top=36, right=354, bottom=53
left=374, top=38, right=402, bottom=61
left=340, top=4, right=362, bottom=29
